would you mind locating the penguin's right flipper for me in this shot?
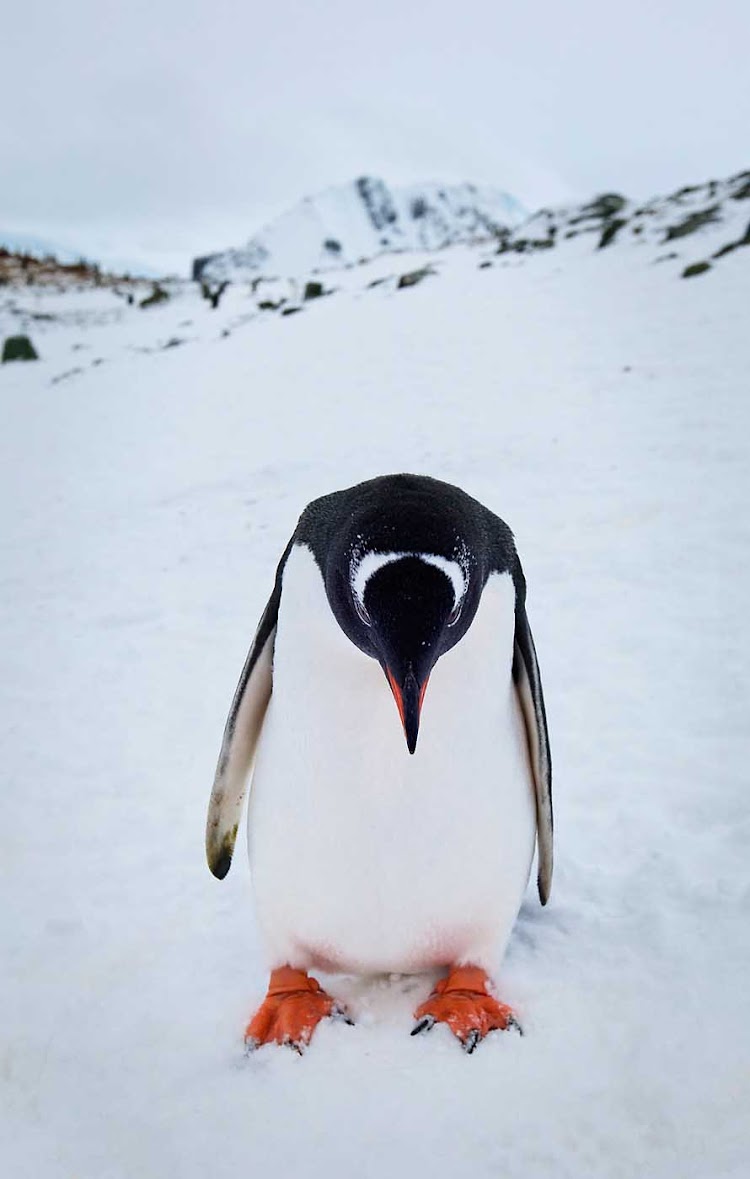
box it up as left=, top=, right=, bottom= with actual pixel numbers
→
left=513, top=603, right=553, bottom=905
left=206, top=543, right=292, bottom=879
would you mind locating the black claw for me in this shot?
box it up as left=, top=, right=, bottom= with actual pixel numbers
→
left=280, top=1033, right=305, bottom=1055
left=462, top=1029, right=481, bottom=1054
left=507, top=1015, right=524, bottom=1036
left=411, top=1016, right=435, bottom=1036
left=331, top=1006, right=355, bottom=1026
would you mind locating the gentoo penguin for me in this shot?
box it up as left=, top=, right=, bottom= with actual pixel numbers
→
left=206, top=473, right=552, bottom=1053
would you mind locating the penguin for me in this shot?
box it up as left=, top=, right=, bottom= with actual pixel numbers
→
left=206, top=473, right=552, bottom=1053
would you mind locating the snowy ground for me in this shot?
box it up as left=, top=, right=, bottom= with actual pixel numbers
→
left=1, top=232, right=749, bottom=1178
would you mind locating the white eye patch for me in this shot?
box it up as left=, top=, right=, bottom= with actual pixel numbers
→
left=351, top=551, right=467, bottom=609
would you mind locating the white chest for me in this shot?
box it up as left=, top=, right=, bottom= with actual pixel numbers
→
left=247, top=546, right=536, bottom=974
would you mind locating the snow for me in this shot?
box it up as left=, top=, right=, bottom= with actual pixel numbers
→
left=1, top=205, right=749, bottom=1178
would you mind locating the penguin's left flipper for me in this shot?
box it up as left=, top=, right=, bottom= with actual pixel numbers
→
left=513, top=601, right=553, bottom=905
left=206, top=540, right=294, bottom=879
left=411, top=966, right=522, bottom=1053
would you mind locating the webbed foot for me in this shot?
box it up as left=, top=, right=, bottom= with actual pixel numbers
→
left=411, top=965, right=522, bottom=1053
left=245, top=966, right=352, bottom=1053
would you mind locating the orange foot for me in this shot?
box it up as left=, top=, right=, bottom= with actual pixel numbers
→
left=244, top=966, right=352, bottom=1053
left=411, top=965, right=522, bottom=1053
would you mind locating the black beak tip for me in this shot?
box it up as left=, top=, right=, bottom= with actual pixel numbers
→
left=403, top=671, right=421, bottom=755
left=384, top=665, right=423, bottom=755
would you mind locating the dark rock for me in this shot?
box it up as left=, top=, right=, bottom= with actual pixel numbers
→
left=192, top=255, right=218, bottom=282
left=673, top=184, right=701, bottom=200
left=281, top=306, right=303, bottom=316
left=598, top=218, right=628, bottom=249
left=140, top=283, right=170, bottom=308
left=303, top=280, right=325, bottom=300
left=356, top=177, right=398, bottom=231
left=665, top=205, right=720, bottom=242
left=200, top=279, right=229, bottom=309
left=258, top=299, right=284, bottom=311
left=567, top=194, right=627, bottom=227
left=2, top=334, right=38, bottom=362
left=397, top=266, right=434, bottom=289
left=731, top=177, right=750, bottom=200
left=712, top=220, right=750, bottom=259
left=499, top=234, right=556, bottom=254
left=323, top=238, right=342, bottom=255
left=682, top=261, right=711, bottom=278
left=51, top=367, right=83, bottom=384
left=479, top=260, right=493, bottom=269
left=580, top=192, right=627, bottom=220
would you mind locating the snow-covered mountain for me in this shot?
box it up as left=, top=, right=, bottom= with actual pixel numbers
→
left=3, top=166, right=748, bottom=373
left=193, top=176, right=525, bottom=280
left=193, top=167, right=749, bottom=287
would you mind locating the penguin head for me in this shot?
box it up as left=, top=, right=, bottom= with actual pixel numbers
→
left=325, top=542, right=484, bottom=754
left=302, top=474, right=519, bottom=755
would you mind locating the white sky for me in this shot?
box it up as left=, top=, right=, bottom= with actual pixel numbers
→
left=3, top=0, right=749, bottom=274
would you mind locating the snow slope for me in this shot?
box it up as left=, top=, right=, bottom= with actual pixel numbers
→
left=193, top=176, right=525, bottom=280
left=1, top=202, right=749, bottom=1178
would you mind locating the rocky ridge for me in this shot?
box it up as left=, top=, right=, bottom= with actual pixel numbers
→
left=497, top=168, right=750, bottom=277
left=0, top=247, right=150, bottom=293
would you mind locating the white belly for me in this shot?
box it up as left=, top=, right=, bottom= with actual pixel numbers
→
left=247, top=546, right=536, bottom=975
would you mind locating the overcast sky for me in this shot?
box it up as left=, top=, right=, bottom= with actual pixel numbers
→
left=2, top=0, right=748, bottom=274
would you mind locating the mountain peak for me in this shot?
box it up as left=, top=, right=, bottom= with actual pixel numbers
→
left=193, top=177, right=525, bottom=281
